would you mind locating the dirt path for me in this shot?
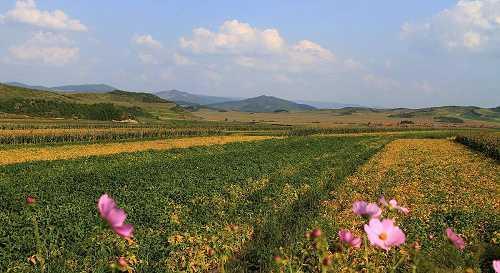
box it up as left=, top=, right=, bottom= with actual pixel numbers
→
left=0, top=135, right=278, bottom=165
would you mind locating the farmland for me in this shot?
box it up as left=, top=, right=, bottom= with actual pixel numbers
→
left=0, top=97, right=499, bottom=273
left=0, top=125, right=498, bottom=272
left=1, top=134, right=390, bottom=272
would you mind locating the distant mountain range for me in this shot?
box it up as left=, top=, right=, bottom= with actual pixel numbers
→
left=295, top=100, right=362, bottom=109
left=207, top=95, right=317, bottom=112
left=5, top=82, right=117, bottom=93
left=155, top=90, right=356, bottom=110
left=155, top=90, right=238, bottom=106
left=1, top=82, right=498, bottom=123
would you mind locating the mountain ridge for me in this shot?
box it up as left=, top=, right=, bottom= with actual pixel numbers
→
left=4, top=82, right=117, bottom=93
left=208, top=95, right=317, bottom=112
left=156, top=90, right=239, bottom=106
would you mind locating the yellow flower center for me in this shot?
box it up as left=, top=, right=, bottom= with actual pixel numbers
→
left=379, top=232, right=388, bottom=241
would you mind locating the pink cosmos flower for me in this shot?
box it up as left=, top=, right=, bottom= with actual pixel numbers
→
left=339, top=229, right=362, bottom=248
left=364, top=218, right=406, bottom=250
left=98, top=194, right=134, bottom=238
left=493, top=260, right=500, bottom=273
left=379, top=196, right=409, bottom=214
left=353, top=201, right=382, bottom=218
left=445, top=228, right=465, bottom=250
left=26, top=196, right=36, bottom=205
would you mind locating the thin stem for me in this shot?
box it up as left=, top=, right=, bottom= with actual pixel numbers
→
left=390, top=255, right=406, bottom=273
left=31, top=210, right=46, bottom=273
left=363, top=235, right=370, bottom=273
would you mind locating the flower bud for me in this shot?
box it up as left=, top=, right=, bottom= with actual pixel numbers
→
left=118, top=257, right=127, bottom=267
left=26, top=196, right=36, bottom=205
left=310, top=228, right=322, bottom=239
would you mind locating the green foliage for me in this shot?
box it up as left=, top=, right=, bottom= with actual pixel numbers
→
left=0, top=98, right=147, bottom=121
left=108, top=90, right=168, bottom=103
left=0, top=136, right=388, bottom=272
left=456, top=131, right=500, bottom=160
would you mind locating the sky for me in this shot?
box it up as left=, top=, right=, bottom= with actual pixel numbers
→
left=0, top=0, right=499, bottom=108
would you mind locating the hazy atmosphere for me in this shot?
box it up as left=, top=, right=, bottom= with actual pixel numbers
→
left=1, top=0, right=499, bottom=108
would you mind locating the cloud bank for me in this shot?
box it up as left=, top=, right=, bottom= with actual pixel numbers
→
left=1, top=0, right=87, bottom=32
left=402, top=0, right=500, bottom=52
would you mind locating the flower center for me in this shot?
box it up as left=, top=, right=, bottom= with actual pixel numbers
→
left=379, top=232, right=388, bottom=241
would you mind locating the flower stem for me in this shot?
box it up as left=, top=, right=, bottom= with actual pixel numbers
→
left=30, top=209, right=46, bottom=273
left=390, top=255, right=405, bottom=273
left=363, top=235, right=370, bottom=273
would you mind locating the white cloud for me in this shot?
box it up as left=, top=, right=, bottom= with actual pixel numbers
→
left=9, top=31, right=79, bottom=65
left=1, top=0, right=87, bottom=32
left=133, top=34, right=162, bottom=49
left=402, top=0, right=500, bottom=51
left=180, top=20, right=336, bottom=73
left=463, top=31, right=482, bottom=48
left=179, top=20, right=285, bottom=54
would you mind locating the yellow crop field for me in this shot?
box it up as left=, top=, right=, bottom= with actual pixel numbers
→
left=0, top=135, right=277, bottom=165
left=322, top=138, right=499, bottom=232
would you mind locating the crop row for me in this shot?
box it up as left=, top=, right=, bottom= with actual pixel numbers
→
left=0, top=127, right=246, bottom=145
left=455, top=131, right=499, bottom=160
left=275, top=138, right=499, bottom=272
left=0, top=136, right=390, bottom=272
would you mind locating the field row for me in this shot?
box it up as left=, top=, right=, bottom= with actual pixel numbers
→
left=277, top=139, right=499, bottom=272
left=0, top=123, right=474, bottom=145
left=0, top=135, right=277, bottom=165
left=0, top=136, right=390, bottom=272
left=456, top=131, right=500, bottom=160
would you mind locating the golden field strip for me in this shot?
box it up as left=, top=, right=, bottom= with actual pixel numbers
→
left=0, top=135, right=277, bottom=165
left=320, top=139, right=499, bottom=243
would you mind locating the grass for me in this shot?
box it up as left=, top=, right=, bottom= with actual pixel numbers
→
left=0, top=135, right=391, bottom=272
left=278, top=138, right=499, bottom=272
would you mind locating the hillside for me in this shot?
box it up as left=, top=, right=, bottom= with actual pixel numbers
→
left=156, top=90, right=238, bottom=106
left=4, top=82, right=117, bottom=93
left=383, top=106, right=500, bottom=123
left=0, top=84, right=188, bottom=121
left=208, top=95, right=317, bottom=112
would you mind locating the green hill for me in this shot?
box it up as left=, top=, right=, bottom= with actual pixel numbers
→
left=208, top=95, right=316, bottom=112
left=384, top=106, right=500, bottom=123
left=0, top=84, right=188, bottom=121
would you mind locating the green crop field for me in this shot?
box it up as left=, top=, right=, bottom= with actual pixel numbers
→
left=0, top=135, right=390, bottom=272
left=0, top=127, right=498, bottom=273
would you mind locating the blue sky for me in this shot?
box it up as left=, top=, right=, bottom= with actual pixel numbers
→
left=0, top=0, right=499, bottom=107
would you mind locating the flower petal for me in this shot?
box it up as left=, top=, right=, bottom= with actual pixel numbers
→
left=98, top=194, right=116, bottom=218
left=107, top=207, right=127, bottom=227
left=113, top=224, right=134, bottom=238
